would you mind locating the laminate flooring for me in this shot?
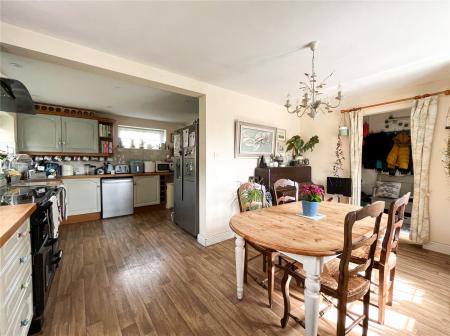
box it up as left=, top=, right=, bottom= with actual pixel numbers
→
left=40, top=208, right=450, bottom=336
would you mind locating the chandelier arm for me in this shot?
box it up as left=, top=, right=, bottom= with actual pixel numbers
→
left=317, top=72, right=334, bottom=88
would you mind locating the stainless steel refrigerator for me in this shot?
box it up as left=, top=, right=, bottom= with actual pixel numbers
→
left=173, top=120, right=199, bottom=237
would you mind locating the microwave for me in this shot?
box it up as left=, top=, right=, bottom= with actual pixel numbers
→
left=156, top=161, right=173, bottom=172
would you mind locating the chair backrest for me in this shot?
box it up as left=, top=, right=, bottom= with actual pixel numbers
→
left=337, top=201, right=385, bottom=296
left=273, top=179, right=299, bottom=205
left=379, top=192, right=410, bottom=264
left=237, top=182, right=267, bottom=213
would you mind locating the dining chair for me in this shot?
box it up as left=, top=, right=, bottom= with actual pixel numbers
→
left=273, top=179, right=299, bottom=205
left=280, top=201, right=385, bottom=336
left=351, top=192, right=410, bottom=324
left=237, top=182, right=279, bottom=308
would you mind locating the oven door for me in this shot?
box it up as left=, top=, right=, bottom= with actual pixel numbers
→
left=30, top=203, right=51, bottom=255
left=32, top=244, right=53, bottom=320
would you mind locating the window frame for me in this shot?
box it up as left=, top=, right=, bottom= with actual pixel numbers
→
left=118, top=125, right=167, bottom=150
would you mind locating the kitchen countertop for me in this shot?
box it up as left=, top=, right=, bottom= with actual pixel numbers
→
left=0, top=203, right=36, bottom=247
left=60, top=172, right=173, bottom=179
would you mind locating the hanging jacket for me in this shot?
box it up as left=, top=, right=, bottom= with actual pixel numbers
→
left=386, top=132, right=411, bottom=169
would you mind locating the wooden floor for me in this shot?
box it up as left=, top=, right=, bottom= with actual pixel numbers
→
left=41, top=208, right=450, bottom=336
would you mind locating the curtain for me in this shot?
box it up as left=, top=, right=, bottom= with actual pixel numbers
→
left=410, top=96, right=438, bottom=244
left=349, top=110, right=363, bottom=206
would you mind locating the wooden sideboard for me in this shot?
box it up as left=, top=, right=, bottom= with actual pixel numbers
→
left=254, top=166, right=312, bottom=200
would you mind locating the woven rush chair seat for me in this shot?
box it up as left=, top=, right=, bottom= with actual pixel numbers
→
left=352, top=242, right=398, bottom=269
left=288, top=259, right=371, bottom=301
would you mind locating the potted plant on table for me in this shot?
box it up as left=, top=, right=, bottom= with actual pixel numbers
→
left=286, top=135, right=319, bottom=166
left=299, top=184, right=324, bottom=217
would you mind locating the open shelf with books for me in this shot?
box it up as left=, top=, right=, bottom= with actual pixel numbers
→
left=98, top=121, right=114, bottom=155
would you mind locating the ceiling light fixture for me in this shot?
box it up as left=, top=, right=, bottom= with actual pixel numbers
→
left=284, top=41, right=342, bottom=119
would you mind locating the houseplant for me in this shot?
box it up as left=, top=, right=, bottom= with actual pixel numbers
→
left=286, top=135, right=319, bottom=165
left=242, top=187, right=264, bottom=211
left=299, top=184, right=324, bottom=217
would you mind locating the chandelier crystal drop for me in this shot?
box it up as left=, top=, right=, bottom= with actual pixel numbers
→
left=285, top=41, right=342, bottom=119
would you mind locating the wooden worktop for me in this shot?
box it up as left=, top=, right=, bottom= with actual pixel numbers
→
left=0, top=204, right=36, bottom=247
left=60, top=172, right=173, bottom=179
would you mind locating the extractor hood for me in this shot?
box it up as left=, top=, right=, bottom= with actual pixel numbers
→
left=0, top=78, right=36, bottom=114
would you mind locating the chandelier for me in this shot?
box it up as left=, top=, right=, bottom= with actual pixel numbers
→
left=284, top=41, right=342, bottom=119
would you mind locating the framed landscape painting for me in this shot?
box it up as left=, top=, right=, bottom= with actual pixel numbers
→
left=235, top=121, right=276, bottom=158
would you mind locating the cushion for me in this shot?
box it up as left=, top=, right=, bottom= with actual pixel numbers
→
left=375, top=181, right=401, bottom=199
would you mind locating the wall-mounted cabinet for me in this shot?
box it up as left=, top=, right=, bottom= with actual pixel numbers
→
left=16, top=114, right=98, bottom=154
left=16, top=114, right=62, bottom=152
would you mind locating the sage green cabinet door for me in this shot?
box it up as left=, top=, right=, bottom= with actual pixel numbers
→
left=61, top=117, right=98, bottom=153
left=134, top=176, right=160, bottom=207
left=63, top=178, right=101, bottom=215
left=16, top=114, right=62, bottom=152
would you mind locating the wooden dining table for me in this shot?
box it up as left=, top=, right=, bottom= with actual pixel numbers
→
left=229, top=201, right=386, bottom=336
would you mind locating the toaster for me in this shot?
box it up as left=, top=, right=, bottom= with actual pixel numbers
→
left=129, top=160, right=144, bottom=173
left=115, top=164, right=130, bottom=174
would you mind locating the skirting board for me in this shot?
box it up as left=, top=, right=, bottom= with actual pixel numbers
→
left=197, top=230, right=235, bottom=247
left=423, top=241, right=450, bottom=255
left=62, top=212, right=101, bottom=224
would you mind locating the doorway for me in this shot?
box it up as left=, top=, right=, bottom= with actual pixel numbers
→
left=360, top=108, right=414, bottom=236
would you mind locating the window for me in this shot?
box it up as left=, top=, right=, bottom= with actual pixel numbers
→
left=118, top=125, right=166, bottom=149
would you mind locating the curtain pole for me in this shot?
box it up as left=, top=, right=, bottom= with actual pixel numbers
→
left=341, top=89, right=450, bottom=113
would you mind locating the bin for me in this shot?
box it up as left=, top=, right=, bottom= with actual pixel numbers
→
left=166, top=182, right=174, bottom=209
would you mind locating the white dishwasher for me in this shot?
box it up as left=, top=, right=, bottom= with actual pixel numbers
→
left=101, top=178, right=134, bottom=218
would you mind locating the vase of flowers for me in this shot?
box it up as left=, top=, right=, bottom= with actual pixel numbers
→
left=300, top=184, right=324, bottom=217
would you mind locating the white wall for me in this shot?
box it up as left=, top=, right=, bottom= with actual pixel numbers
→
left=364, top=108, right=411, bottom=133
left=0, top=111, right=16, bottom=153
left=0, top=23, right=300, bottom=245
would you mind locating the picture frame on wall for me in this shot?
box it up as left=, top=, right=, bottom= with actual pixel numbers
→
left=276, top=141, right=286, bottom=155
left=235, top=121, right=276, bottom=158
left=276, top=128, right=287, bottom=142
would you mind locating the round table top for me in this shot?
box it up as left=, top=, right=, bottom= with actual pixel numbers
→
left=229, top=201, right=386, bottom=257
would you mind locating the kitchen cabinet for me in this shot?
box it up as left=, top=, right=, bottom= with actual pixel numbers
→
left=0, top=219, right=33, bottom=336
left=16, top=114, right=62, bottom=152
left=61, top=117, right=98, bottom=153
left=64, top=178, right=101, bottom=215
left=16, top=114, right=99, bottom=153
left=134, top=176, right=160, bottom=207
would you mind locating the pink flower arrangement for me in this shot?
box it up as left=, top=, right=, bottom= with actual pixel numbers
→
left=300, top=184, right=324, bottom=202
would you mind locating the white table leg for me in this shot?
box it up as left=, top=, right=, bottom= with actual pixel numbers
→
left=235, top=234, right=245, bottom=300
left=302, top=257, right=323, bottom=336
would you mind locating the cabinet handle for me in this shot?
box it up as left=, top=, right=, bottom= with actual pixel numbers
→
left=18, top=231, right=28, bottom=239
left=20, top=319, right=30, bottom=327
left=19, top=256, right=28, bottom=264
left=21, top=280, right=30, bottom=290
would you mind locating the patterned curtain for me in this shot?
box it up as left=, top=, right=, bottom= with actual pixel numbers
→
left=350, top=110, right=363, bottom=205
left=410, top=96, right=438, bottom=244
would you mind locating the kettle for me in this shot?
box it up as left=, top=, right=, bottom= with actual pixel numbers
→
left=104, top=163, right=114, bottom=174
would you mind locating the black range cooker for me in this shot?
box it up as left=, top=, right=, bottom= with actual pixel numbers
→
left=0, top=185, right=63, bottom=334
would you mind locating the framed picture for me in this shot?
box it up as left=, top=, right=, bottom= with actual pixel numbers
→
left=276, top=141, right=286, bottom=155
left=235, top=121, right=276, bottom=158
left=276, top=129, right=287, bottom=142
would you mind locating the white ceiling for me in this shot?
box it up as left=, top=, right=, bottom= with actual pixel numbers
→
left=0, top=51, right=198, bottom=123
left=1, top=1, right=449, bottom=106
